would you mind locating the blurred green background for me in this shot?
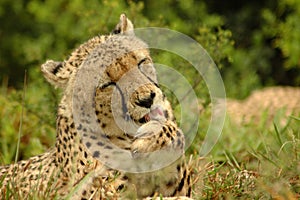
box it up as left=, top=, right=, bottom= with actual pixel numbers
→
left=1, top=0, right=299, bottom=95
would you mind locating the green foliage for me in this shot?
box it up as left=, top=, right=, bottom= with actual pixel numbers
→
left=1, top=0, right=299, bottom=96
left=203, top=0, right=300, bottom=98
left=262, top=0, right=300, bottom=69
left=196, top=27, right=234, bottom=69
left=0, top=80, right=56, bottom=164
left=0, top=0, right=146, bottom=87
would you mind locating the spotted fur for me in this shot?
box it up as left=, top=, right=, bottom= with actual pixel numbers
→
left=227, top=86, right=300, bottom=125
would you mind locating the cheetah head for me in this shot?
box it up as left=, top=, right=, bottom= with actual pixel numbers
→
left=41, top=14, right=176, bottom=149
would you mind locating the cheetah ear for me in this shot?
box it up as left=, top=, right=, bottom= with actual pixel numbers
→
left=41, top=60, right=70, bottom=89
left=111, top=14, right=134, bottom=35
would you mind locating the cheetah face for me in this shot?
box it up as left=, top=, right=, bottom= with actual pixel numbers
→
left=94, top=47, right=175, bottom=137
left=41, top=14, right=176, bottom=148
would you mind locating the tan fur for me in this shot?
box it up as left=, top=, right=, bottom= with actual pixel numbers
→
left=227, top=86, right=300, bottom=125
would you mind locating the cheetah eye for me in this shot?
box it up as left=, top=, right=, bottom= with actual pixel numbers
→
left=137, top=58, right=148, bottom=66
left=138, top=58, right=158, bottom=84
left=99, top=81, right=116, bottom=89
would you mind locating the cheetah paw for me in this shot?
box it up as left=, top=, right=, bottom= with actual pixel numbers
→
left=131, top=120, right=184, bottom=159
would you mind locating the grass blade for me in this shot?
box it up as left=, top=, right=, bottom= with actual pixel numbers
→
left=273, top=122, right=283, bottom=146
left=289, top=115, right=300, bottom=121
left=15, top=70, right=27, bottom=164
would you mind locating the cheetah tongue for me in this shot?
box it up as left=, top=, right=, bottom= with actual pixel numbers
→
left=144, top=106, right=165, bottom=122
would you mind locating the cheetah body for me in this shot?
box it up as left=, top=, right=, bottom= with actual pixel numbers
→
left=0, top=15, right=191, bottom=199
left=227, top=86, right=300, bottom=125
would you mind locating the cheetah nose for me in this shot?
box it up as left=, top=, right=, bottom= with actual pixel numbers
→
left=136, top=92, right=156, bottom=108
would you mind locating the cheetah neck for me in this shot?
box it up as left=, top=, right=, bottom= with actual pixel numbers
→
left=54, top=94, right=99, bottom=179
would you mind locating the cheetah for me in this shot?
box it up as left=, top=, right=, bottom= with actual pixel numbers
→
left=227, top=86, right=300, bottom=125
left=0, top=14, right=193, bottom=199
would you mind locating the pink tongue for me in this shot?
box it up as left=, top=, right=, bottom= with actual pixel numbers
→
left=144, top=106, right=165, bottom=122
left=150, top=107, right=164, bottom=116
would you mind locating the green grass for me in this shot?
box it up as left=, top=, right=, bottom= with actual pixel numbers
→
left=191, top=110, right=300, bottom=199
left=0, top=82, right=299, bottom=199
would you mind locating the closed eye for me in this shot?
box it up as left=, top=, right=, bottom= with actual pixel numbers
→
left=138, top=58, right=158, bottom=84
left=99, top=81, right=116, bottom=89
left=137, top=58, right=148, bottom=67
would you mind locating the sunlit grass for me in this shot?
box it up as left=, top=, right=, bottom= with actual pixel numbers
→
left=192, top=111, right=300, bottom=199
